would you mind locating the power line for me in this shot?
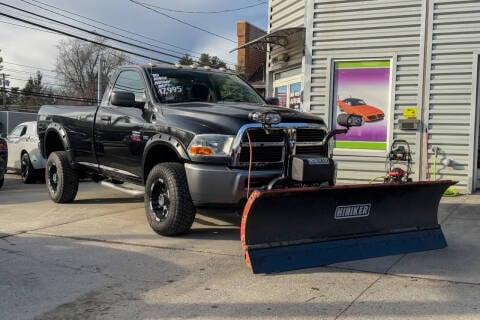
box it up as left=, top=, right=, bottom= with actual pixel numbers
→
left=3, top=68, right=57, bottom=79
left=19, top=0, right=199, bottom=59
left=0, top=11, right=174, bottom=64
left=138, top=1, right=267, bottom=14
left=4, top=88, right=96, bottom=103
left=6, top=89, right=95, bottom=102
left=2, top=61, right=55, bottom=74
left=18, top=0, right=237, bottom=66
left=0, top=18, right=59, bottom=35
left=0, top=17, right=99, bottom=46
left=0, top=3, right=183, bottom=61
left=128, top=0, right=236, bottom=43
left=8, top=76, right=68, bottom=88
left=24, top=0, right=202, bottom=55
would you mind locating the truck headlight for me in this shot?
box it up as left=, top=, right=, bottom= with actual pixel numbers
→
left=188, top=134, right=235, bottom=157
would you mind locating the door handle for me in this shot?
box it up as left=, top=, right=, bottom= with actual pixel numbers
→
left=101, top=115, right=111, bottom=121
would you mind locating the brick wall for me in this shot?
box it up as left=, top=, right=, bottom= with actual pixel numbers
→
left=237, top=21, right=267, bottom=82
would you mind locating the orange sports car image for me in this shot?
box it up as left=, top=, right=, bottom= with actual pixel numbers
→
left=337, top=98, right=385, bottom=122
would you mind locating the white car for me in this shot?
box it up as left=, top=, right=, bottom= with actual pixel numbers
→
left=6, top=121, right=46, bottom=183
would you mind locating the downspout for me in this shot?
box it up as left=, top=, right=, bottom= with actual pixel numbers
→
left=419, top=0, right=431, bottom=181
left=265, top=0, right=273, bottom=98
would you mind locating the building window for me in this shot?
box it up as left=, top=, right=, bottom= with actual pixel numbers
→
left=274, top=85, right=287, bottom=107
left=332, top=60, right=391, bottom=150
left=273, top=68, right=302, bottom=110
left=289, top=82, right=302, bottom=110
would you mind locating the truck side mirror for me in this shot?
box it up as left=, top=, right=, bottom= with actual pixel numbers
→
left=336, top=113, right=364, bottom=128
left=111, top=91, right=136, bottom=108
left=265, top=97, right=279, bottom=106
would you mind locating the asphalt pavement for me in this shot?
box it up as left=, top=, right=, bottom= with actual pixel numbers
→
left=1, top=173, right=480, bottom=320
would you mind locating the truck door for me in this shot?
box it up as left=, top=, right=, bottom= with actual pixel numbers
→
left=95, top=69, right=148, bottom=181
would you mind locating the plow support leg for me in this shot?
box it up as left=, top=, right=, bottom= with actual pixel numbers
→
left=241, top=180, right=456, bottom=274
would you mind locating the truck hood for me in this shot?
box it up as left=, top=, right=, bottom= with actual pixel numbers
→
left=162, top=102, right=326, bottom=136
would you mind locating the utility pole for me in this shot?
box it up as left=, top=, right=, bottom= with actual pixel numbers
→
left=1, top=73, right=7, bottom=111
left=97, top=54, right=105, bottom=105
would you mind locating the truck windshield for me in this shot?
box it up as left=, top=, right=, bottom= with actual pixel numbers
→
left=149, top=69, right=265, bottom=105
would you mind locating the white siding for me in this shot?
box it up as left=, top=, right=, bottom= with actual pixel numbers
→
left=267, top=0, right=480, bottom=192
left=305, top=0, right=425, bottom=184
left=269, top=0, right=305, bottom=72
left=427, top=0, right=480, bottom=191
left=269, top=0, right=304, bottom=30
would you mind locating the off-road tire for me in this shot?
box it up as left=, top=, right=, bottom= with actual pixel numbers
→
left=45, top=151, right=79, bottom=203
left=21, top=152, right=35, bottom=184
left=144, top=162, right=195, bottom=236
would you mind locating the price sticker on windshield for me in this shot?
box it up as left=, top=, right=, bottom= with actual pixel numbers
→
left=403, top=108, right=418, bottom=119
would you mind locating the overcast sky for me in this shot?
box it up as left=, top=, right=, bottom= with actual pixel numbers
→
left=0, top=0, right=268, bottom=88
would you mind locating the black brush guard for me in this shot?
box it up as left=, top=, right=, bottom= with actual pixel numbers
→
left=241, top=180, right=456, bottom=274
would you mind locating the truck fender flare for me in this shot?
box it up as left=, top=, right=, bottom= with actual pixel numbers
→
left=43, top=123, right=73, bottom=160
left=142, top=133, right=190, bottom=165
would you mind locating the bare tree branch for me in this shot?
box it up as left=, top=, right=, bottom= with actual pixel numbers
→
left=55, top=38, right=129, bottom=100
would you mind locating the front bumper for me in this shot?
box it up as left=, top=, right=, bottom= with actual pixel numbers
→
left=184, top=163, right=281, bottom=206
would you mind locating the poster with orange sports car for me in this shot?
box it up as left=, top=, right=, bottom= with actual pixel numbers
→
left=332, top=60, right=391, bottom=150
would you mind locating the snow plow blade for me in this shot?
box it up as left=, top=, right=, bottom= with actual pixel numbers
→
left=241, top=180, right=456, bottom=274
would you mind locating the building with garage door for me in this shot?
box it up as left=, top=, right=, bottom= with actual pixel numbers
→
left=235, top=0, right=480, bottom=193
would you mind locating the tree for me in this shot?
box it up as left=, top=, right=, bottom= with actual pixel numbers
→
left=178, top=54, right=194, bottom=66
left=197, top=53, right=227, bottom=69
left=209, top=55, right=227, bottom=69
left=6, top=87, right=19, bottom=105
left=55, top=39, right=129, bottom=101
left=20, top=71, right=55, bottom=106
left=178, top=53, right=227, bottom=69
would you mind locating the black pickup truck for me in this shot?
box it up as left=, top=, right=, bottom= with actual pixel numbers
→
left=38, top=64, right=336, bottom=235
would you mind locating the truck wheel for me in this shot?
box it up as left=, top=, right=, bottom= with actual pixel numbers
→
left=45, top=151, right=79, bottom=203
left=21, top=153, right=35, bottom=184
left=145, top=162, right=195, bottom=236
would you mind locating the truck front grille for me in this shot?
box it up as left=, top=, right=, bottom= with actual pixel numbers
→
left=296, top=128, right=325, bottom=142
left=295, top=145, right=325, bottom=154
left=238, top=146, right=284, bottom=163
left=233, top=126, right=327, bottom=168
left=241, top=129, right=284, bottom=142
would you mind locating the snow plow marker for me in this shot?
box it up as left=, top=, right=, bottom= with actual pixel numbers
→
left=241, top=180, right=456, bottom=274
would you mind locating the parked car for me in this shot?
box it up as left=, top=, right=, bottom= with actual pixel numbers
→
left=0, top=137, right=7, bottom=189
left=337, top=98, right=385, bottom=122
left=6, top=121, right=46, bottom=183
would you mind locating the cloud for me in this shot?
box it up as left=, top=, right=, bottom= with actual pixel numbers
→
left=1, top=0, right=268, bottom=88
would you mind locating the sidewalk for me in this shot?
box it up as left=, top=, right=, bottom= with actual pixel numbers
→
left=332, top=193, right=480, bottom=283
left=1, top=176, right=479, bottom=319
